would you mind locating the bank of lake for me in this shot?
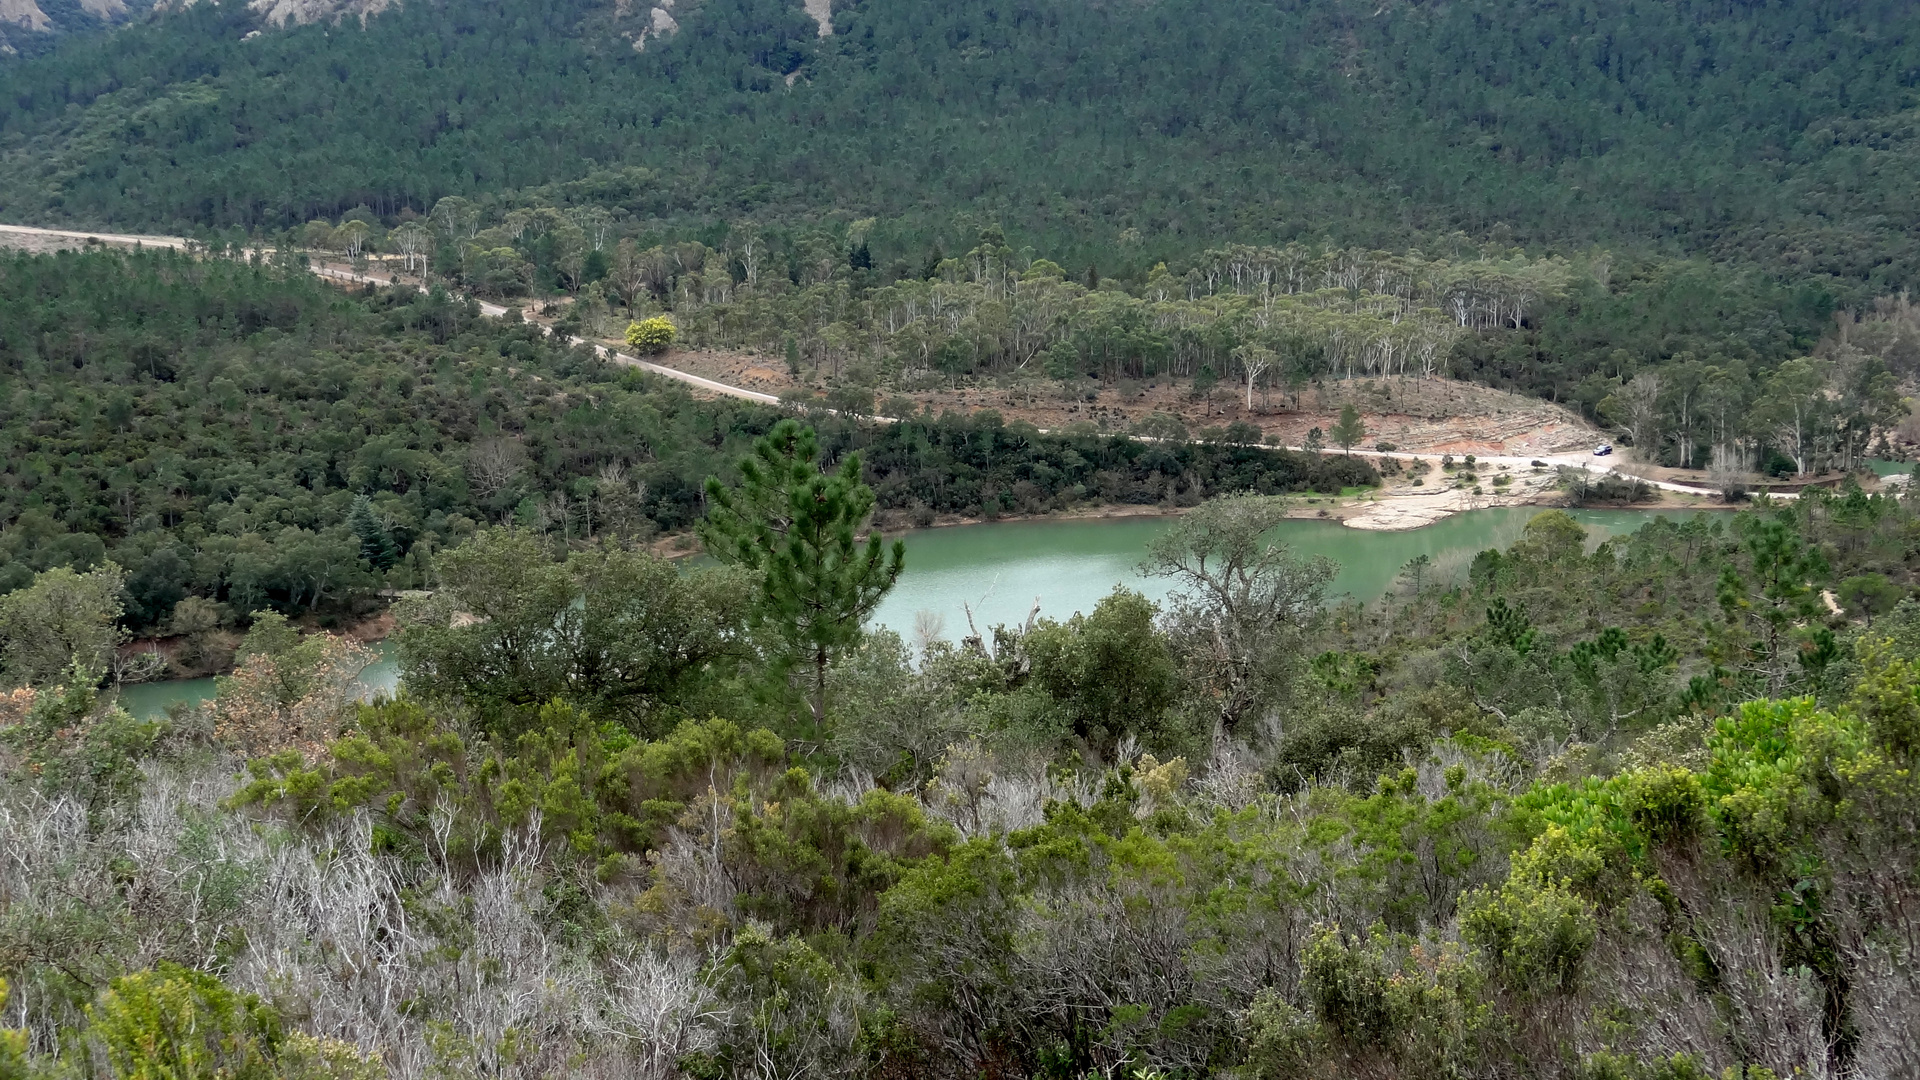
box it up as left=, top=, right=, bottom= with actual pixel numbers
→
left=118, top=506, right=1703, bottom=718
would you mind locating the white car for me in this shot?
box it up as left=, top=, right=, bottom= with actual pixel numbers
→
left=1593, top=444, right=1613, bottom=457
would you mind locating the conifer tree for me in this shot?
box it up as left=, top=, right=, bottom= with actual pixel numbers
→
left=349, top=496, right=398, bottom=571
left=700, top=420, right=904, bottom=731
left=1331, top=402, right=1366, bottom=455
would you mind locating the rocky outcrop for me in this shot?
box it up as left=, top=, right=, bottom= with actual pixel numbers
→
left=802, top=0, right=828, bottom=36
left=625, top=0, right=678, bottom=51
left=247, top=0, right=394, bottom=27
left=0, top=0, right=50, bottom=32
left=4, top=0, right=374, bottom=37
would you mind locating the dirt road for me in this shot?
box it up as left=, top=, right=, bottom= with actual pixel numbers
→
left=308, top=266, right=784, bottom=404
left=0, top=223, right=189, bottom=250
left=0, top=222, right=1740, bottom=514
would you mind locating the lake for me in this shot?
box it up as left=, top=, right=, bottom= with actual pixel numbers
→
left=118, top=506, right=1699, bottom=717
left=866, top=506, right=1699, bottom=641
left=117, top=639, right=401, bottom=720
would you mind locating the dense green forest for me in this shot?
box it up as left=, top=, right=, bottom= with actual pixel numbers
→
left=1, top=0, right=1917, bottom=290
left=7, top=0, right=1918, bottom=472
left=311, top=199, right=1909, bottom=476
left=0, top=248, right=1372, bottom=652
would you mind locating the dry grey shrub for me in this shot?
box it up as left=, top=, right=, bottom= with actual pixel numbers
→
left=231, top=807, right=728, bottom=1080
left=923, top=739, right=1095, bottom=837
left=0, top=792, right=100, bottom=1050
left=1817, top=811, right=1920, bottom=1077
left=1838, top=929, right=1920, bottom=1079
left=629, top=786, right=741, bottom=937
left=1188, top=739, right=1266, bottom=813
left=1653, top=850, right=1834, bottom=1080
left=0, top=765, right=268, bottom=1046
left=594, top=951, right=727, bottom=1078
left=0, top=758, right=731, bottom=1080
left=1565, top=892, right=1738, bottom=1073
left=1010, top=879, right=1217, bottom=1075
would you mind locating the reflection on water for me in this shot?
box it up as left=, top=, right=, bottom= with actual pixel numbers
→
left=120, top=507, right=1701, bottom=717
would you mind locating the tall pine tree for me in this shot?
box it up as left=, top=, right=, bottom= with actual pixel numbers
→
left=699, top=420, right=904, bottom=732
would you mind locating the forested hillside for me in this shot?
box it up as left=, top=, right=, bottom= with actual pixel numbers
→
left=1, top=0, right=1917, bottom=288
left=5, top=0, right=1920, bottom=1077
left=1, top=251, right=1917, bottom=1080
left=0, top=248, right=1370, bottom=659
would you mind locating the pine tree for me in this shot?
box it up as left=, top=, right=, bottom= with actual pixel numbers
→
left=1331, top=403, right=1366, bottom=455
left=699, top=420, right=904, bottom=731
left=349, top=495, right=399, bottom=571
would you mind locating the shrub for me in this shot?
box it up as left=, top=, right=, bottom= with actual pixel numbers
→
left=210, top=614, right=372, bottom=758
left=1296, top=924, right=1488, bottom=1074
left=625, top=316, right=676, bottom=354
left=0, top=980, right=27, bottom=1080
left=240, top=699, right=788, bottom=873
left=1576, top=1052, right=1729, bottom=1080
left=88, top=965, right=281, bottom=1080
left=1459, top=875, right=1596, bottom=995
left=0, top=666, right=160, bottom=819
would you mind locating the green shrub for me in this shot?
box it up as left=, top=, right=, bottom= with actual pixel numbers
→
left=88, top=965, right=281, bottom=1080
left=1459, top=874, right=1596, bottom=995
left=239, top=699, right=785, bottom=874
left=1298, top=924, right=1488, bottom=1074
left=0, top=980, right=28, bottom=1080
left=624, top=317, right=676, bottom=355
left=1, top=665, right=161, bottom=820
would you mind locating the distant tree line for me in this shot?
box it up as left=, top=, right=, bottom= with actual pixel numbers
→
left=310, top=201, right=1909, bottom=476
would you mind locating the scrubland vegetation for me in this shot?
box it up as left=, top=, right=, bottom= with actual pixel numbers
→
left=4, top=410, right=1920, bottom=1077
left=4, top=0, right=1920, bottom=1074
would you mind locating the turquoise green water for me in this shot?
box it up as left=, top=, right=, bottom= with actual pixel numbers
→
left=120, top=508, right=1697, bottom=717
left=118, top=640, right=399, bottom=720
left=866, top=507, right=1701, bottom=641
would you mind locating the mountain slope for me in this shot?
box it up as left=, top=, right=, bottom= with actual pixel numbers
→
left=0, top=0, right=1915, bottom=284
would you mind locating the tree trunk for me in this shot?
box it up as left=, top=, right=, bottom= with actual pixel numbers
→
left=811, top=645, right=829, bottom=735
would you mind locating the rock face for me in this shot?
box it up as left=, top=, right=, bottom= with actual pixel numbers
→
left=2, top=0, right=391, bottom=40
left=248, top=0, right=394, bottom=25
left=625, top=0, right=678, bottom=51
left=802, top=0, right=828, bottom=36
left=0, top=0, right=50, bottom=32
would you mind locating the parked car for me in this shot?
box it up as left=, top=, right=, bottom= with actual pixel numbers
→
left=1593, top=443, right=1614, bottom=456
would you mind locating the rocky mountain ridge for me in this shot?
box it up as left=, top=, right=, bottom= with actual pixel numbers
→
left=0, top=0, right=558, bottom=49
